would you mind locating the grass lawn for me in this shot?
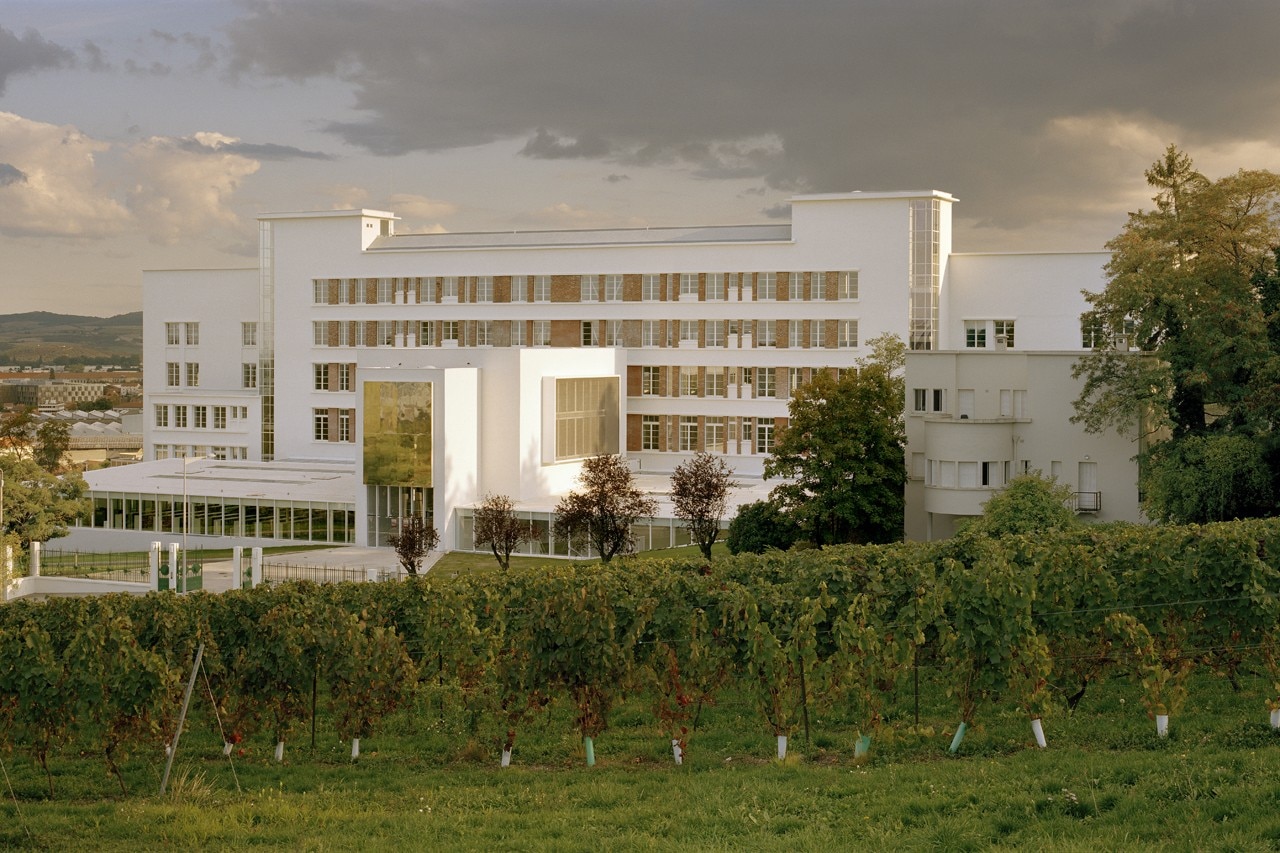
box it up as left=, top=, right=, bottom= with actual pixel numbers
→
left=431, top=542, right=727, bottom=577
left=4, top=665, right=1280, bottom=850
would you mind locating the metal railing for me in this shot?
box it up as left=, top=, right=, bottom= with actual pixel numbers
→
left=1071, top=491, right=1102, bottom=513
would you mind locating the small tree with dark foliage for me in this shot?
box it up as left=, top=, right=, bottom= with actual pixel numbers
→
left=553, top=454, right=657, bottom=564
left=387, top=515, right=438, bottom=575
left=670, top=451, right=738, bottom=561
left=473, top=493, right=527, bottom=570
left=726, top=499, right=802, bottom=555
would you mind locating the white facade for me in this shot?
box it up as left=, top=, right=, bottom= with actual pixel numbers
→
left=85, top=189, right=1142, bottom=552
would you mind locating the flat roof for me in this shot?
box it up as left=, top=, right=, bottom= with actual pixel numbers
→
left=366, top=223, right=793, bottom=252
left=85, top=458, right=357, bottom=505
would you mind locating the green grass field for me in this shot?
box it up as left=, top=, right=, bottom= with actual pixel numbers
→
left=3, top=661, right=1279, bottom=850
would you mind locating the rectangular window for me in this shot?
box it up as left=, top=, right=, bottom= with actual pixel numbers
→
left=165, top=322, right=180, bottom=346
left=313, top=321, right=328, bottom=346
left=441, top=276, right=459, bottom=301
left=789, top=368, right=805, bottom=395
left=511, top=320, right=526, bottom=346
left=242, top=322, right=257, bottom=346
left=756, top=368, right=776, bottom=398
left=475, top=276, right=493, bottom=303
left=337, top=322, right=350, bottom=347
left=789, top=321, right=804, bottom=348
left=958, top=461, right=978, bottom=488
left=705, top=417, right=726, bottom=452
left=757, top=319, right=776, bottom=347
left=338, top=279, right=351, bottom=304
left=838, top=319, right=858, bottom=348
left=706, top=273, right=725, bottom=301
left=314, top=280, right=328, bottom=304
left=581, top=321, right=598, bottom=346
left=994, top=319, right=1015, bottom=349
left=314, top=363, right=330, bottom=390
left=193, top=406, right=208, bottom=429
left=154, top=444, right=169, bottom=461
left=1081, top=312, right=1104, bottom=349
left=641, top=415, right=661, bottom=450
left=680, top=320, right=698, bottom=346
left=166, top=362, right=180, bottom=387
left=756, top=418, right=775, bottom=453
left=554, top=376, right=620, bottom=460
left=532, top=320, right=551, bottom=346
left=642, top=274, right=661, bottom=301
left=705, top=368, right=726, bottom=397
left=912, top=388, right=926, bottom=412
left=339, top=409, right=352, bottom=442
left=339, top=363, right=353, bottom=391
left=185, top=362, right=199, bottom=387
left=313, top=409, right=329, bottom=441
left=213, top=406, right=227, bottom=429
left=154, top=404, right=169, bottom=428
left=680, top=366, right=699, bottom=397
left=604, top=274, right=623, bottom=302
left=174, top=406, right=188, bottom=428
left=838, top=271, right=858, bottom=300
left=679, top=416, right=698, bottom=451
left=965, top=321, right=987, bottom=348
left=510, top=275, right=527, bottom=302
left=642, top=320, right=661, bottom=347
left=811, top=320, right=826, bottom=347
left=184, top=322, right=199, bottom=346
left=705, top=320, right=725, bottom=347
left=476, top=320, right=493, bottom=346
left=604, top=320, right=622, bottom=347
left=210, top=446, right=227, bottom=461
left=377, top=277, right=394, bottom=304
left=789, top=272, right=805, bottom=301
left=419, top=321, right=435, bottom=346
left=442, top=320, right=460, bottom=343
left=932, top=388, right=945, bottom=412
left=680, top=273, right=699, bottom=298
left=377, top=320, right=395, bottom=346
left=353, top=321, right=366, bottom=346
left=756, top=272, right=777, bottom=300
left=580, top=275, right=599, bottom=302
left=533, top=276, right=551, bottom=303
left=641, top=366, right=660, bottom=396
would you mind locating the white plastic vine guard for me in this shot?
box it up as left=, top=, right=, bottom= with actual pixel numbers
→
left=1156, top=714, right=1169, bottom=738
left=672, top=739, right=683, bottom=766
left=776, top=735, right=787, bottom=761
left=1031, top=718, right=1047, bottom=749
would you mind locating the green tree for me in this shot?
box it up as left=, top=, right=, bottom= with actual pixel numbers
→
left=0, top=455, right=89, bottom=544
left=473, top=493, right=527, bottom=570
left=669, top=451, right=738, bottom=561
left=1073, top=146, right=1280, bottom=522
left=725, top=499, right=801, bottom=555
left=764, top=334, right=906, bottom=545
left=553, top=454, right=657, bottom=564
left=962, top=472, right=1078, bottom=539
left=1142, top=433, right=1273, bottom=524
left=33, top=420, right=70, bottom=472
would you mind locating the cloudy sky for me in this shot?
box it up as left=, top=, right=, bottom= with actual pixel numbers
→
left=3, top=0, right=1280, bottom=316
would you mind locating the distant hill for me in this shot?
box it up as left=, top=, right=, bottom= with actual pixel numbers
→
left=0, top=311, right=143, bottom=366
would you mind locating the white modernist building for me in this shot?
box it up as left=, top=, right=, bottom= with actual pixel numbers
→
left=73, top=190, right=1143, bottom=555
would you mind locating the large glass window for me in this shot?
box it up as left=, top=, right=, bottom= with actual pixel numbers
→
left=154, top=404, right=168, bottom=428
left=838, top=270, right=859, bottom=300
left=705, top=368, right=726, bottom=397
left=680, top=366, right=698, bottom=396
left=533, top=320, right=550, bottom=346
left=965, top=321, right=987, bottom=348
left=994, top=319, right=1016, bottom=348
left=166, top=323, right=180, bottom=345
left=756, top=272, right=777, bottom=300
left=242, top=322, right=258, bottom=346
left=604, top=274, right=623, bottom=302
left=185, top=362, right=199, bottom=387
left=641, top=366, right=660, bottom=396
left=705, top=320, right=725, bottom=347
left=705, top=417, right=726, bottom=452
left=314, top=363, right=329, bottom=390
left=756, top=418, right=775, bottom=453
left=756, top=368, right=776, bottom=398
left=554, top=377, right=620, bottom=460
left=475, top=276, right=493, bottom=303
left=642, top=321, right=661, bottom=347
left=314, top=409, right=329, bottom=441
left=580, top=275, right=599, bottom=302
left=185, top=322, right=199, bottom=345
left=533, top=276, right=551, bottom=303
left=706, top=273, right=725, bottom=301
left=641, top=415, right=660, bottom=450
left=166, top=362, right=180, bottom=386
left=510, top=275, right=527, bottom=302
left=680, top=273, right=698, bottom=298
left=838, top=319, right=858, bottom=348
left=679, top=416, right=698, bottom=451
left=642, top=274, right=661, bottom=301
left=757, top=319, right=776, bottom=347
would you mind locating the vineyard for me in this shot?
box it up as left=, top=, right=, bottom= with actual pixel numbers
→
left=3, top=517, right=1280, bottom=803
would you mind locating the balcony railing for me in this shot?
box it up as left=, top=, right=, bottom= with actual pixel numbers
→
left=1071, top=492, right=1102, bottom=513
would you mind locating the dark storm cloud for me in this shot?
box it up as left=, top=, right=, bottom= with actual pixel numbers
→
left=0, top=163, right=27, bottom=186
left=225, top=0, right=1280, bottom=230
left=175, top=137, right=333, bottom=161
left=0, top=26, right=74, bottom=94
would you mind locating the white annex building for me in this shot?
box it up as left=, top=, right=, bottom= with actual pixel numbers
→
left=73, top=190, right=1143, bottom=555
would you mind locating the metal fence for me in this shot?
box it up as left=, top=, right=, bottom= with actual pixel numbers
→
left=259, top=561, right=389, bottom=587
left=38, top=549, right=156, bottom=584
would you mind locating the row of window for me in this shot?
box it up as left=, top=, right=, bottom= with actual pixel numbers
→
left=312, top=318, right=858, bottom=349
left=313, top=363, right=355, bottom=392
left=313, top=409, right=356, bottom=442
left=163, top=322, right=258, bottom=347
left=153, top=444, right=248, bottom=461
left=925, top=459, right=1031, bottom=488
left=637, top=415, right=776, bottom=454
left=910, top=388, right=1028, bottom=419
left=154, top=404, right=249, bottom=430
left=963, top=320, right=1016, bottom=349
left=312, top=272, right=860, bottom=306
left=84, top=490, right=354, bottom=544
left=637, top=365, right=842, bottom=399
left=165, top=362, right=200, bottom=387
